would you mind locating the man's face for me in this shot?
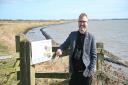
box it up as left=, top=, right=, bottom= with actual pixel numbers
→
left=78, top=16, right=88, bottom=34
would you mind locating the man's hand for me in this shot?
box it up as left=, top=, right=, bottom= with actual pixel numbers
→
left=56, top=49, right=62, bottom=57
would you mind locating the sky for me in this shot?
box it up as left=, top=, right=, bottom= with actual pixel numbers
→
left=0, top=0, right=128, bottom=20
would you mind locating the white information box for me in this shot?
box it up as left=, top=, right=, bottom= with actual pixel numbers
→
left=31, top=39, right=52, bottom=65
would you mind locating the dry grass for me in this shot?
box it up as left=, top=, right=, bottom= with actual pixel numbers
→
left=35, top=56, right=69, bottom=72
left=0, top=20, right=64, bottom=55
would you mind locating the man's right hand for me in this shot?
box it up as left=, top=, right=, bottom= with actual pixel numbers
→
left=56, top=49, right=62, bottom=57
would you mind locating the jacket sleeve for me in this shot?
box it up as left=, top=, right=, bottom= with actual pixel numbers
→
left=59, top=33, right=71, bottom=52
left=89, top=35, right=97, bottom=72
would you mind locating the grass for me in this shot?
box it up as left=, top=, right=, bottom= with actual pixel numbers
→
left=0, top=43, right=9, bottom=54
left=0, top=58, right=17, bottom=85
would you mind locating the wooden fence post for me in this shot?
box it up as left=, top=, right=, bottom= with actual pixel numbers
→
left=15, top=35, right=20, bottom=52
left=96, top=42, right=104, bottom=71
left=15, top=35, right=20, bottom=84
left=20, top=41, right=29, bottom=85
left=96, top=42, right=104, bottom=85
left=19, top=39, right=35, bottom=85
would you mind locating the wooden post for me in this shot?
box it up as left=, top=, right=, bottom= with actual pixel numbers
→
left=96, top=42, right=104, bottom=85
left=15, top=35, right=20, bottom=82
left=15, top=35, right=20, bottom=52
left=20, top=41, right=29, bottom=85
left=19, top=40, right=35, bottom=85
left=16, top=33, right=35, bottom=85
left=96, top=42, right=104, bottom=71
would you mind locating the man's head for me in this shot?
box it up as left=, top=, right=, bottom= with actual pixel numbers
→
left=78, top=13, right=88, bottom=34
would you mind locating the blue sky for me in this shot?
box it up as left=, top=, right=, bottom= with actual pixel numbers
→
left=0, top=0, right=128, bottom=20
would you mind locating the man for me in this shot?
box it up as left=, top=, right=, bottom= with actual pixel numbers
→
left=56, top=13, right=97, bottom=85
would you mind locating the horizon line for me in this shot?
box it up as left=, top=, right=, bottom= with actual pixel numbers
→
left=0, top=18, right=128, bottom=21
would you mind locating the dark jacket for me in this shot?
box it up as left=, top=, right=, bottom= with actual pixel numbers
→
left=60, top=31, right=97, bottom=77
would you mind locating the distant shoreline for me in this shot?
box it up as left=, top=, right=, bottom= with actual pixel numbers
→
left=0, top=18, right=128, bottom=21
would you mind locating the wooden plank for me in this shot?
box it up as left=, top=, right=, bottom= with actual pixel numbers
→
left=35, top=72, right=69, bottom=79
left=15, top=35, right=20, bottom=52
left=103, top=49, right=120, bottom=60
left=15, top=67, right=20, bottom=71
left=104, top=58, right=128, bottom=68
left=103, top=49, right=128, bottom=67
left=13, top=59, right=20, bottom=67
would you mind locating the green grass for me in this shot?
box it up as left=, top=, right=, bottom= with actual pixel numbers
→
left=0, top=58, right=17, bottom=85
left=0, top=43, right=9, bottom=55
